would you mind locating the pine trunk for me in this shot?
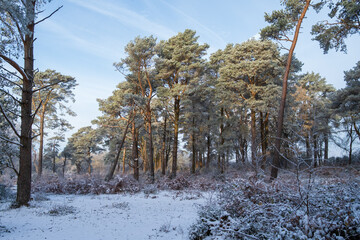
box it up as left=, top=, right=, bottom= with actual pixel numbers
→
left=132, top=122, right=139, bottom=181
left=161, top=115, right=167, bottom=175
left=37, top=107, right=46, bottom=177
left=271, top=0, right=311, bottom=180
left=171, top=97, right=180, bottom=178
left=250, top=109, right=257, bottom=166
left=105, top=121, right=129, bottom=181
left=17, top=1, right=35, bottom=206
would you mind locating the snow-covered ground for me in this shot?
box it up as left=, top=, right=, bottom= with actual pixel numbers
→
left=0, top=191, right=210, bottom=240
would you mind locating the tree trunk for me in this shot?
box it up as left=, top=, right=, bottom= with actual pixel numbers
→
left=206, top=135, right=211, bottom=168
left=161, top=115, right=167, bottom=175
left=218, top=108, right=225, bottom=173
left=37, top=107, right=46, bottom=177
left=260, top=112, right=267, bottom=169
left=171, top=97, right=180, bottom=178
left=271, top=0, right=311, bottom=180
left=191, top=117, right=196, bottom=174
left=313, top=134, right=318, bottom=168
left=87, top=149, right=91, bottom=174
left=148, top=110, right=155, bottom=183
left=132, top=122, right=139, bottom=181
left=62, top=156, right=67, bottom=177
left=17, top=1, right=35, bottom=206
left=105, top=121, right=130, bottom=181
left=250, top=108, right=257, bottom=166
left=122, top=148, right=126, bottom=174
left=349, top=124, right=353, bottom=165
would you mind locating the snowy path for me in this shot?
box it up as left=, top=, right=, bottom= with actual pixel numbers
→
left=0, top=191, right=209, bottom=240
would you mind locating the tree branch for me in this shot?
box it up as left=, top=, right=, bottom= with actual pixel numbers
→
left=0, top=54, right=28, bottom=81
left=0, top=135, right=22, bottom=147
left=0, top=103, right=20, bottom=138
left=32, top=81, right=61, bottom=93
left=34, top=6, right=63, bottom=25
left=0, top=88, right=21, bottom=104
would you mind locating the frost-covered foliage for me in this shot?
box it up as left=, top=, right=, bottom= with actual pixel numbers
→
left=32, top=175, right=140, bottom=194
left=156, top=173, right=219, bottom=191
left=189, top=177, right=360, bottom=240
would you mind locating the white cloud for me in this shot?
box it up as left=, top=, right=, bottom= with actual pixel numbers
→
left=39, top=19, right=120, bottom=61
left=160, top=0, right=227, bottom=47
left=68, top=0, right=176, bottom=39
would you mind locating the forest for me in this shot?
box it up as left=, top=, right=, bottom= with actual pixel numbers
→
left=1, top=0, right=360, bottom=239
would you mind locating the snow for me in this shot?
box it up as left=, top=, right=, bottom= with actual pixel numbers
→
left=0, top=191, right=208, bottom=240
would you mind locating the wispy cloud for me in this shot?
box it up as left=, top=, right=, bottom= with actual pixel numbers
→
left=68, top=0, right=176, bottom=39
left=160, top=0, right=227, bottom=48
left=39, top=19, right=121, bottom=61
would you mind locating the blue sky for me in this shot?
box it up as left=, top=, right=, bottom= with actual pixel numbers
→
left=34, top=0, right=360, bottom=138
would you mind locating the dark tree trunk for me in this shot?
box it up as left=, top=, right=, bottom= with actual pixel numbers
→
left=324, top=131, right=329, bottom=160
left=218, top=108, right=225, bottom=174
left=161, top=115, right=167, bottom=175
left=105, top=121, right=130, bottom=181
left=191, top=117, right=196, bottom=174
left=206, top=135, right=211, bottom=168
left=17, top=1, right=35, bottom=206
left=349, top=124, right=354, bottom=165
left=132, top=122, right=139, bottom=181
left=52, top=155, right=56, bottom=173
left=271, top=0, right=311, bottom=180
left=62, top=156, right=67, bottom=177
left=250, top=109, right=257, bottom=166
left=148, top=111, right=155, bottom=183
left=171, top=97, right=180, bottom=178
left=87, top=149, right=91, bottom=175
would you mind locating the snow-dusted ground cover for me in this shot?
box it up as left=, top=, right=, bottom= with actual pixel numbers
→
left=0, top=190, right=209, bottom=240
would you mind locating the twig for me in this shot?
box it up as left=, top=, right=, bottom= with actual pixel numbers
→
left=34, top=6, right=63, bottom=25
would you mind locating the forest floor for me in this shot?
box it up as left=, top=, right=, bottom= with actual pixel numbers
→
left=0, top=190, right=210, bottom=240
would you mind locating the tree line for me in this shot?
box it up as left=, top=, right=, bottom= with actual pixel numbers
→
left=0, top=0, right=359, bottom=206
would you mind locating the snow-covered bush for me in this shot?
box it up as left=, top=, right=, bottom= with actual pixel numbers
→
left=189, top=178, right=360, bottom=239
left=0, top=184, right=14, bottom=201
left=32, top=174, right=141, bottom=195
left=47, top=205, right=77, bottom=216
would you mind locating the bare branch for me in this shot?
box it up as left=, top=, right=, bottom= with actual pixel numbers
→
left=6, top=154, right=19, bottom=176
left=0, top=103, right=20, bottom=138
left=32, top=81, right=61, bottom=93
left=0, top=54, right=28, bottom=81
left=0, top=88, right=21, bottom=104
left=34, top=6, right=63, bottom=25
left=31, top=100, right=43, bottom=120
left=8, top=12, right=25, bottom=43
left=32, top=133, right=41, bottom=140
left=0, top=135, right=22, bottom=146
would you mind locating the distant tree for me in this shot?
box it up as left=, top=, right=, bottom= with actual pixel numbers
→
left=60, top=143, right=74, bottom=176
left=43, top=134, right=64, bottom=173
left=67, top=126, right=102, bottom=174
left=156, top=29, right=208, bottom=178
left=217, top=40, right=282, bottom=171
left=114, top=36, right=158, bottom=182
left=95, top=82, right=135, bottom=181
left=0, top=0, right=62, bottom=206
left=292, top=72, right=335, bottom=166
left=32, top=69, right=77, bottom=177
left=331, top=61, right=360, bottom=163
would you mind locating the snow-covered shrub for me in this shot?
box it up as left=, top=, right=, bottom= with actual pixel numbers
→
left=32, top=174, right=141, bottom=195
left=189, top=178, right=360, bottom=239
left=166, top=175, right=191, bottom=190
left=111, top=201, right=130, bottom=210
left=0, top=184, right=14, bottom=201
left=47, top=205, right=77, bottom=216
